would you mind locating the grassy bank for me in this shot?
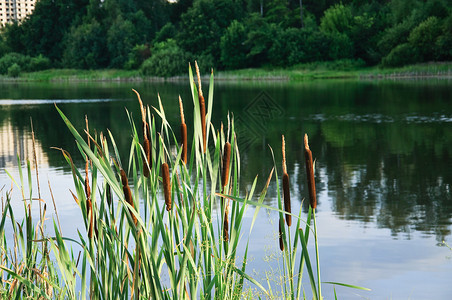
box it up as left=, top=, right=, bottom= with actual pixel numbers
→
left=2, top=61, right=451, bottom=82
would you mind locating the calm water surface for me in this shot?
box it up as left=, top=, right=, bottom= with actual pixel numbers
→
left=1, top=79, right=451, bottom=299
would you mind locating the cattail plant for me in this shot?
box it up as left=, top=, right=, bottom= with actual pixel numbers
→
left=120, top=169, right=137, bottom=225
left=195, top=61, right=206, bottom=153
left=304, top=134, right=316, bottom=209
left=133, top=89, right=152, bottom=177
left=161, top=162, right=172, bottom=211
left=179, top=96, right=188, bottom=164
left=282, top=135, right=291, bottom=226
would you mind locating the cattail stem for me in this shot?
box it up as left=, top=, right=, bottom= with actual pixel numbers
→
left=162, top=163, right=172, bottom=211
left=304, top=134, right=317, bottom=209
left=179, top=96, right=188, bottom=164
left=121, top=169, right=137, bottom=225
left=282, top=135, right=291, bottom=226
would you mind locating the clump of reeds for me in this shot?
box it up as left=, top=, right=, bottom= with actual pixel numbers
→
left=282, top=135, right=291, bottom=227
left=0, top=64, right=369, bottom=300
left=195, top=61, right=206, bottom=153
left=121, top=169, right=137, bottom=225
left=179, top=96, right=188, bottom=164
left=304, top=134, right=316, bottom=209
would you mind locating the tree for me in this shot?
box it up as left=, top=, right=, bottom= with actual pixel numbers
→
left=320, top=3, right=353, bottom=34
left=107, top=17, right=137, bottom=68
left=408, top=16, right=442, bottom=62
left=62, top=20, right=108, bottom=69
left=220, top=20, right=249, bottom=69
left=177, top=0, right=242, bottom=66
left=140, top=39, right=189, bottom=77
left=19, top=0, right=90, bottom=61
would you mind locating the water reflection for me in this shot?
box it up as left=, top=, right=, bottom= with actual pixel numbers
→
left=0, top=119, right=48, bottom=169
left=0, top=80, right=451, bottom=243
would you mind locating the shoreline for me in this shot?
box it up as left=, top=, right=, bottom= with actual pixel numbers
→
left=1, top=62, right=451, bottom=83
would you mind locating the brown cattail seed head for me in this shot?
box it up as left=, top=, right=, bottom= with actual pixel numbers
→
left=304, top=134, right=317, bottom=209
left=181, top=123, right=187, bottom=164
left=195, top=62, right=206, bottom=153
left=223, top=204, right=229, bottom=242
left=279, top=221, right=284, bottom=251
left=199, top=94, right=206, bottom=153
left=84, top=160, right=94, bottom=239
left=179, top=96, right=187, bottom=164
left=143, top=137, right=151, bottom=177
left=282, top=135, right=291, bottom=226
left=283, top=173, right=291, bottom=226
left=161, top=163, right=172, bottom=211
left=221, top=142, right=231, bottom=189
left=121, top=169, right=137, bottom=225
left=146, top=122, right=152, bottom=168
left=84, top=160, right=91, bottom=201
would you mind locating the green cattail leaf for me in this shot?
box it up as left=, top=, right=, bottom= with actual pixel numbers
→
left=299, top=227, right=318, bottom=300
left=323, top=282, right=371, bottom=291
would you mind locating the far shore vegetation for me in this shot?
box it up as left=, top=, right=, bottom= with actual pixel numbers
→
left=1, top=61, right=451, bottom=82
left=0, top=0, right=451, bottom=80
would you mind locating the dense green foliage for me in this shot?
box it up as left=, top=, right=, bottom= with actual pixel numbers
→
left=0, top=0, right=451, bottom=76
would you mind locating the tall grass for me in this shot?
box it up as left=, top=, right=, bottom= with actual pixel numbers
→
left=1, top=64, right=369, bottom=299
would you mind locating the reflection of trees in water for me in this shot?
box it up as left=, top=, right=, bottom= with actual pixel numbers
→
left=321, top=121, right=452, bottom=241
left=2, top=81, right=451, bottom=241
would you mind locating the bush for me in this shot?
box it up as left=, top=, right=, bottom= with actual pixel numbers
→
left=0, top=52, right=31, bottom=74
left=154, top=23, right=177, bottom=43
left=125, top=44, right=151, bottom=69
left=301, top=30, right=353, bottom=62
left=324, top=31, right=354, bottom=60
left=29, top=54, right=51, bottom=71
left=140, top=39, right=189, bottom=77
left=7, top=63, right=21, bottom=77
left=268, top=28, right=306, bottom=67
left=382, top=43, right=418, bottom=67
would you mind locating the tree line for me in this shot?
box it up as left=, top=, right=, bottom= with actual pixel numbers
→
left=0, top=0, right=451, bottom=77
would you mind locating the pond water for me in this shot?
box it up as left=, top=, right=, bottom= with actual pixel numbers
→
left=1, top=79, right=451, bottom=299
